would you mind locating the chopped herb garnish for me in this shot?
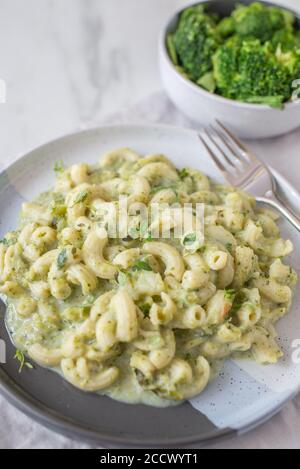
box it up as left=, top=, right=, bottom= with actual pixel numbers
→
left=14, top=349, right=33, bottom=373
left=178, top=168, right=189, bottom=180
left=51, top=216, right=67, bottom=231
left=73, top=190, right=88, bottom=206
left=54, top=160, right=65, bottom=174
left=139, top=303, right=151, bottom=316
left=57, top=248, right=68, bottom=269
left=224, top=289, right=236, bottom=301
left=182, top=232, right=197, bottom=246
left=226, top=243, right=233, bottom=253
left=0, top=232, right=18, bottom=246
left=144, top=233, right=154, bottom=242
left=230, top=291, right=246, bottom=315
left=132, top=260, right=153, bottom=272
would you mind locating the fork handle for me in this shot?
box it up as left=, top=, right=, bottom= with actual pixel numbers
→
left=256, top=190, right=300, bottom=232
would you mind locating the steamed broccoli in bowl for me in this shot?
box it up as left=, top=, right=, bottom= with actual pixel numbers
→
left=232, top=2, right=294, bottom=42
left=172, top=5, right=221, bottom=82
left=167, top=2, right=300, bottom=108
left=213, top=36, right=300, bottom=106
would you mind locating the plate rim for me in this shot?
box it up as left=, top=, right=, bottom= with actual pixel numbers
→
left=0, top=122, right=298, bottom=447
left=0, top=369, right=235, bottom=447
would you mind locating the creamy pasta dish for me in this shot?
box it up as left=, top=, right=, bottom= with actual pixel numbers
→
left=0, top=148, right=297, bottom=407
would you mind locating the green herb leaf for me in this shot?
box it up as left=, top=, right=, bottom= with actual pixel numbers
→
left=54, top=160, right=65, bottom=174
left=132, top=260, right=153, bottom=272
left=178, top=168, right=189, bottom=180
left=144, top=233, right=154, bottom=242
left=230, top=291, right=246, bottom=315
left=0, top=232, right=18, bottom=246
left=139, top=303, right=151, bottom=316
left=182, top=232, right=197, bottom=246
left=224, top=289, right=236, bottom=301
left=51, top=216, right=67, bottom=232
left=14, top=349, right=33, bottom=373
left=57, top=248, right=68, bottom=269
left=226, top=243, right=233, bottom=254
left=73, top=190, right=88, bottom=205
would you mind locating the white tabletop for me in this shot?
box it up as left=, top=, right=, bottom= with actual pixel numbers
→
left=0, top=0, right=300, bottom=449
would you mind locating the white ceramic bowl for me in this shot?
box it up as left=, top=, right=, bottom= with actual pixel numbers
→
left=159, top=0, right=300, bottom=139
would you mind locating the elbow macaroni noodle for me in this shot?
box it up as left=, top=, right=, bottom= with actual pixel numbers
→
left=0, top=148, right=297, bottom=406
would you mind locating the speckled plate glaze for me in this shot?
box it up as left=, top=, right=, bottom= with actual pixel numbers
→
left=0, top=124, right=299, bottom=447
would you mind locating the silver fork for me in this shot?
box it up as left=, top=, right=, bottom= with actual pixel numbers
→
left=199, top=121, right=300, bottom=232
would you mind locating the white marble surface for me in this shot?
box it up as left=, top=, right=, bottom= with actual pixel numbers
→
left=0, top=0, right=189, bottom=168
left=0, top=0, right=300, bottom=450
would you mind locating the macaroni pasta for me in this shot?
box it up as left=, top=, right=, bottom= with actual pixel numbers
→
left=0, top=148, right=297, bottom=406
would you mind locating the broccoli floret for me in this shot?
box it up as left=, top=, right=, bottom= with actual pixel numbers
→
left=217, top=16, right=235, bottom=38
left=213, top=36, right=240, bottom=97
left=213, top=37, right=300, bottom=107
left=281, top=8, right=297, bottom=29
left=274, top=43, right=300, bottom=72
left=197, top=72, right=216, bottom=93
left=244, top=95, right=285, bottom=109
left=271, top=28, right=300, bottom=52
left=166, top=34, right=178, bottom=65
left=233, top=2, right=295, bottom=42
left=172, top=5, right=221, bottom=81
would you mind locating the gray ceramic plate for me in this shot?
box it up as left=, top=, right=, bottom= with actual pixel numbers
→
left=0, top=125, right=300, bottom=447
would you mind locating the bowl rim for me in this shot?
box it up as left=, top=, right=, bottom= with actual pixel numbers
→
left=160, top=0, right=300, bottom=111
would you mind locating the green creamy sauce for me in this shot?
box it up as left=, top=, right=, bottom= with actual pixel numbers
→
left=4, top=296, right=178, bottom=407
left=2, top=180, right=185, bottom=406
left=3, top=292, right=231, bottom=407
left=1, top=152, right=295, bottom=407
left=98, top=355, right=179, bottom=408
